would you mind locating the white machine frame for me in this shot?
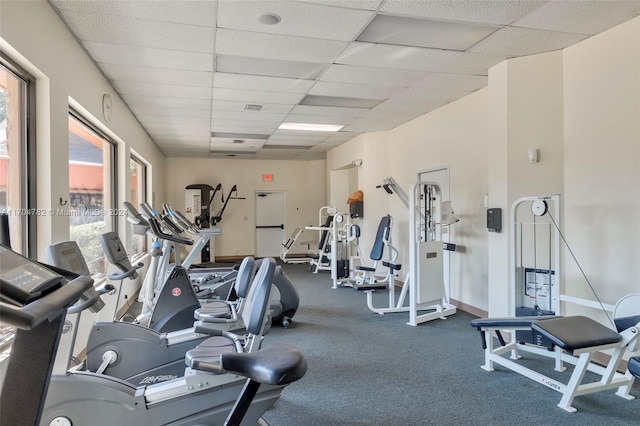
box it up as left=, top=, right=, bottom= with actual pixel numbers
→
left=306, top=206, right=363, bottom=289
left=509, top=195, right=561, bottom=316
left=366, top=177, right=456, bottom=325
left=473, top=296, right=639, bottom=413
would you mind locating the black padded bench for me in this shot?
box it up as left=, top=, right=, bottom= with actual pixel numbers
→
left=628, top=356, right=640, bottom=378
left=531, top=316, right=622, bottom=354
left=470, top=316, right=559, bottom=349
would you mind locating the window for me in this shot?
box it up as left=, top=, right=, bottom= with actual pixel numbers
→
left=0, top=57, right=33, bottom=255
left=129, top=154, right=147, bottom=254
left=68, top=113, right=116, bottom=275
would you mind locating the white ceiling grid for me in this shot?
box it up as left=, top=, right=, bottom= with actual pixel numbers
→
left=49, top=0, right=640, bottom=160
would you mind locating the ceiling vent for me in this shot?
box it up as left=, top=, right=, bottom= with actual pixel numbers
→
left=244, top=104, right=263, bottom=111
left=233, top=139, right=245, bottom=144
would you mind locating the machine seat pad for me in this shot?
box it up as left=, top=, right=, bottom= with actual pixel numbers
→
left=185, top=336, right=236, bottom=369
left=382, top=261, right=401, bottom=270
left=221, top=345, right=307, bottom=386
left=531, top=316, right=622, bottom=351
left=352, top=282, right=387, bottom=291
left=471, top=316, right=559, bottom=329
left=628, top=357, right=640, bottom=378
left=195, top=304, right=231, bottom=320
left=356, top=266, right=376, bottom=272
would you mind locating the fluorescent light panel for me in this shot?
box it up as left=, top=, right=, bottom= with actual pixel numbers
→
left=357, top=14, right=498, bottom=51
left=216, top=55, right=327, bottom=79
left=279, top=122, right=344, bottom=132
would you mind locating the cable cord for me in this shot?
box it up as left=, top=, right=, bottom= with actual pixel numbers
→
left=546, top=210, right=615, bottom=328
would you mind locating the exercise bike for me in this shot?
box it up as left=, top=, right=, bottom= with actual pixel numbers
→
left=47, top=238, right=273, bottom=387
left=0, top=244, right=307, bottom=426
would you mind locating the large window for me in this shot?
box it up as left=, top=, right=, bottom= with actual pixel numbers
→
left=68, top=113, right=116, bottom=274
left=129, top=154, right=147, bottom=254
left=0, top=58, right=32, bottom=255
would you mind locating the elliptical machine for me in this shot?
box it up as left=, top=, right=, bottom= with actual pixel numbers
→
left=0, top=244, right=307, bottom=426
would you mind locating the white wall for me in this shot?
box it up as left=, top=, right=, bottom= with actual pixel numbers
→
left=327, top=90, right=490, bottom=311
left=164, top=157, right=326, bottom=257
left=562, top=18, right=640, bottom=314
left=487, top=51, right=565, bottom=316
left=0, top=0, right=166, bottom=258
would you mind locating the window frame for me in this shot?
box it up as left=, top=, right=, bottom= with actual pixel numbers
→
left=67, top=109, right=118, bottom=274
left=0, top=53, right=36, bottom=256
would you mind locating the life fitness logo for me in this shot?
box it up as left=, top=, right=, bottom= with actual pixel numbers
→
left=171, top=287, right=182, bottom=297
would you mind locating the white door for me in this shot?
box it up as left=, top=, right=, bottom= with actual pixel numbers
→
left=255, top=191, right=285, bottom=257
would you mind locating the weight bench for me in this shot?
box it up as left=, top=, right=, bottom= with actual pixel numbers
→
left=471, top=315, right=639, bottom=412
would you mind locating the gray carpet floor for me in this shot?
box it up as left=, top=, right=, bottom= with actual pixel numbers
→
left=261, top=263, right=640, bottom=426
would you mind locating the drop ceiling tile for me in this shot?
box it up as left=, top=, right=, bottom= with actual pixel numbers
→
left=378, top=0, right=545, bottom=25
left=123, top=95, right=211, bottom=109
left=100, top=64, right=212, bottom=87
left=336, top=42, right=463, bottom=71
left=268, top=133, right=329, bottom=142
left=320, top=64, right=428, bottom=86
left=468, top=27, right=589, bottom=56
left=514, top=1, right=640, bottom=35
left=414, top=73, right=488, bottom=91
left=211, top=111, right=289, bottom=122
left=211, top=119, right=280, bottom=130
left=212, top=100, right=295, bottom=114
left=300, top=95, right=382, bottom=108
left=290, top=105, right=370, bottom=118
left=308, top=82, right=398, bottom=99
left=254, top=149, right=307, bottom=160
left=215, top=29, right=348, bottom=63
left=213, top=88, right=305, bottom=105
left=214, top=73, right=314, bottom=93
left=50, top=0, right=217, bottom=27
left=437, top=52, right=510, bottom=75
left=130, top=105, right=211, bottom=119
left=265, top=139, right=319, bottom=147
left=210, top=141, right=265, bottom=150
left=210, top=125, right=278, bottom=135
left=209, top=152, right=257, bottom=159
left=357, top=14, right=498, bottom=51
left=216, top=55, right=327, bottom=79
left=143, top=124, right=208, bottom=136
left=293, top=0, right=384, bottom=11
left=137, top=115, right=210, bottom=127
left=113, top=81, right=212, bottom=99
left=86, top=41, right=213, bottom=71
left=283, top=114, right=353, bottom=125
left=217, top=0, right=375, bottom=41
left=390, top=87, right=472, bottom=103
left=54, top=9, right=214, bottom=53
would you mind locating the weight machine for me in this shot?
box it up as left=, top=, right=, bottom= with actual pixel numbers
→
left=306, top=206, right=364, bottom=289
left=376, top=177, right=458, bottom=326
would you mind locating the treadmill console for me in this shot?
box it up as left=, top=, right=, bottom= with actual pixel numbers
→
left=0, top=244, right=64, bottom=305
